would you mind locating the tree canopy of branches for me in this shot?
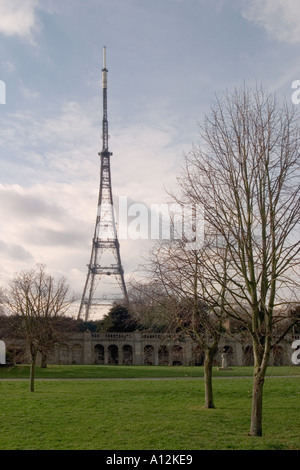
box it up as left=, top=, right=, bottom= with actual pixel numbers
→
left=140, top=240, right=227, bottom=409
left=175, top=86, right=300, bottom=436
left=3, top=264, right=75, bottom=391
left=128, top=281, right=174, bottom=333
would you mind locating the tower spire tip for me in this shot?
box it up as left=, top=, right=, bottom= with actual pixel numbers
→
left=103, top=46, right=107, bottom=70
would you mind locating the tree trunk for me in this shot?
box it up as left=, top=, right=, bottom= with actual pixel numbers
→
left=41, top=353, right=47, bottom=369
left=249, top=369, right=265, bottom=436
left=204, top=349, right=215, bottom=409
left=30, top=351, right=37, bottom=392
left=249, top=334, right=271, bottom=436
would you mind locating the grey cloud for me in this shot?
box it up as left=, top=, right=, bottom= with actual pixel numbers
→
left=0, top=240, right=34, bottom=261
left=0, top=0, right=41, bottom=42
left=241, top=0, right=300, bottom=44
left=0, top=187, right=65, bottom=221
left=23, top=226, right=89, bottom=248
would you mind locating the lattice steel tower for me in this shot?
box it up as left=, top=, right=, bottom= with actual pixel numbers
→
left=78, top=47, right=128, bottom=321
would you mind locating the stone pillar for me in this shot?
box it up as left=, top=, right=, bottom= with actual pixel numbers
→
left=235, top=342, right=243, bottom=366
left=184, top=342, right=193, bottom=366
left=134, top=332, right=143, bottom=365
left=83, top=330, right=92, bottom=365
left=101, top=343, right=109, bottom=366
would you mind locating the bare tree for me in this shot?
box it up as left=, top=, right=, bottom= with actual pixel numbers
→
left=134, top=239, right=228, bottom=409
left=176, top=86, right=300, bottom=436
left=4, top=264, right=75, bottom=391
left=129, top=280, right=172, bottom=333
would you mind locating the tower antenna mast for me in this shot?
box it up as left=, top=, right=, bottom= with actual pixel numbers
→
left=78, top=46, right=128, bottom=321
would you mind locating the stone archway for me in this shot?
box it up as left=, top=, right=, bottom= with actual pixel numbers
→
left=172, top=345, right=183, bottom=365
left=158, top=345, right=169, bottom=365
left=243, top=345, right=254, bottom=366
left=193, top=345, right=204, bottom=366
left=222, top=345, right=234, bottom=366
left=108, top=344, right=119, bottom=364
left=122, top=345, right=133, bottom=365
left=94, top=344, right=105, bottom=364
left=144, top=345, right=154, bottom=365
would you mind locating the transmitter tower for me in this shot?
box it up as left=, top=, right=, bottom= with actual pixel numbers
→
left=78, top=47, right=128, bottom=321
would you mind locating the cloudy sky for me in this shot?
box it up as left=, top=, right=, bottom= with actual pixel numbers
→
left=1, top=0, right=300, bottom=311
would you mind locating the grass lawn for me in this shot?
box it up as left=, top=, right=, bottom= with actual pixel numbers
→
left=0, top=364, right=299, bottom=379
left=0, top=366, right=299, bottom=450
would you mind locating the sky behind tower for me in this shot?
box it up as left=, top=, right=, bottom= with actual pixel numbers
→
left=0, top=0, right=300, bottom=306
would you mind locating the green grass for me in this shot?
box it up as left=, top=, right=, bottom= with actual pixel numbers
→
left=0, top=364, right=299, bottom=379
left=0, top=367, right=299, bottom=450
